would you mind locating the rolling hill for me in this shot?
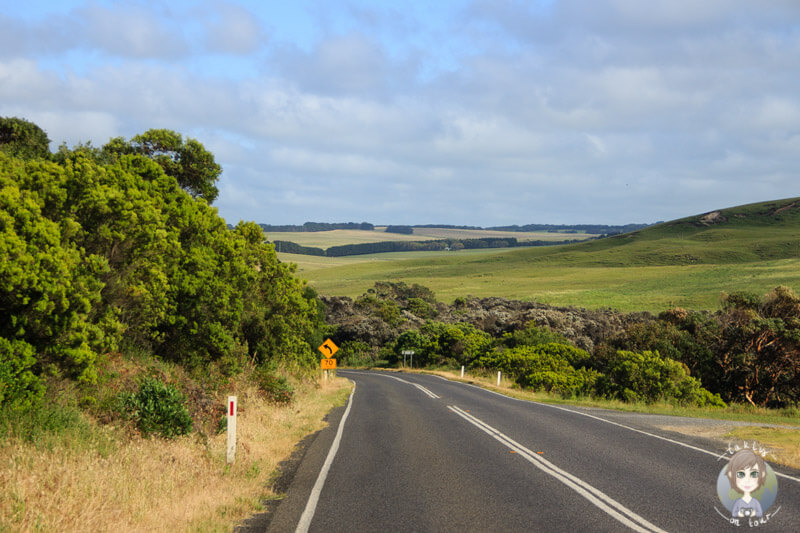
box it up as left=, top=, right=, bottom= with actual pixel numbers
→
left=281, top=198, right=800, bottom=312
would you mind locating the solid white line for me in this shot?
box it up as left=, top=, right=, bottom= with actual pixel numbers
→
left=449, top=405, right=667, bottom=533
left=439, top=377, right=800, bottom=484
left=295, top=380, right=356, bottom=533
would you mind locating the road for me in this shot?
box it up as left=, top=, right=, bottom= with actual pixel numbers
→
left=266, top=370, right=800, bottom=532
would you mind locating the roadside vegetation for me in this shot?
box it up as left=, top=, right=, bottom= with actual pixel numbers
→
left=0, top=117, right=341, bottom=531
left=330, top=282, right=800, bottom=410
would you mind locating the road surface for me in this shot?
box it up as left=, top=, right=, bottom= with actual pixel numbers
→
left=266, top=370, right=800, bottom=532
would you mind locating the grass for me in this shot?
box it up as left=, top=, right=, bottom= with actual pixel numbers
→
left=399, top=367, right=800, bottom=470
left=282, top=197, right=800, bottom=312
left=0, top=376, right=353, bottom=532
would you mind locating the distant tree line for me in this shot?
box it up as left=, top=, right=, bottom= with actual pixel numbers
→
left=488, top=223, right=655, bottom=235
left=385, top=225, right=414, bottom=235
left=271, top=237, right=589, bottom=257
left=255, top=221, right=653, bottom=236
left=259, top=222, right=374, bottom=232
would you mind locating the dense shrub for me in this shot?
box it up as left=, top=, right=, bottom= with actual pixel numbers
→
left=0, top=337, right=44, bottom=409
left=597, top=350, right=724, bottom=407
left=119, top=377, right=194, bottom=438
left=1, top=122, right=324, bottom=415
left=476, top=343, right=597, bottom=397
left=337, top=340, right=376, bottom=367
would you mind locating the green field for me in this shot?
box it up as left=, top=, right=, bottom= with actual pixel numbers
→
left=264, top=227, right=591, bottom=249
left=279, top=198, right=800, bottom=313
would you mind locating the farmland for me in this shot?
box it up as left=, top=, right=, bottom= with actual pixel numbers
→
left=279, top=198, right=800, bottom=313
left=264, top=226, right=593, bottom=249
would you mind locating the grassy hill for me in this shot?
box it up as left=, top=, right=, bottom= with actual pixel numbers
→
left=282, top=198, right=800, bottom=312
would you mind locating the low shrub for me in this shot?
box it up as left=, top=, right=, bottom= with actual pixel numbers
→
left=255, top=371, right=294, bottom=405
left=119, top=377, right=194, bottom=438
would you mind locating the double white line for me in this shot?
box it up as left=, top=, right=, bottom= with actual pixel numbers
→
left=449, top=405, right=667, bottom=533
left=384, top=374, right=440, bottom=399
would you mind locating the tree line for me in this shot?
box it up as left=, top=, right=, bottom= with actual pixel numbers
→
left=272, top=236, right=588, bottom=257
left=259, top=222, right=374, bottom=232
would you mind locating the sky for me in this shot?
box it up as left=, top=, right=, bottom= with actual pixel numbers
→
left=2, top=0, right=799, bottom=227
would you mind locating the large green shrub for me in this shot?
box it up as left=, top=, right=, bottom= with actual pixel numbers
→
left=597, top=350, right=724, bottom=406
left=476, top=343, right=597, bottom=397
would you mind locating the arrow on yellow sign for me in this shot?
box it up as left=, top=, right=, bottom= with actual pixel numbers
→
left=318, top=339, right=339, bottom=358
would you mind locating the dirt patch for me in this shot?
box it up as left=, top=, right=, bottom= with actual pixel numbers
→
left=658, top=424, right=736, bottom=441
left=771, top=201, right=799, bottom=216
left=699, top=211, right=727, bottom=225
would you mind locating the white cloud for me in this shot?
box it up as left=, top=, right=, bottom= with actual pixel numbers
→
left=1, top=0, right=799, bottom=226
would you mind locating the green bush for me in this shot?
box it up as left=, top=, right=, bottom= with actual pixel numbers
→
left=477, top=343, right=597, bottom=397
left=255, top=371, right=294, bottom=405
left=0, top=337, right=44, bottom=410
left=598, top=350, right=725, bottom=407
left=119, top=377, right=193, bottom=438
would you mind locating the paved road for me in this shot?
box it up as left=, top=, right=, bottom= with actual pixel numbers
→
left=267, top=370, right=800, bottom=532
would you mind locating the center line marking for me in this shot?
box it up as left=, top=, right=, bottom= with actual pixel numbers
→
left=449, top=405, right=667, bottom=533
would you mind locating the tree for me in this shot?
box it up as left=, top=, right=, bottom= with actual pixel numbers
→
left=103, top=129, right=221, bottom=202
left=715, top=287, right=800, bottom=406
left=0, top=117, right=51, bottom=160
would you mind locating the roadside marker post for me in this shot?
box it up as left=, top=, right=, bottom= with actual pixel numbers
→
left=497, top=371, right=502, bottom=387
left=226, top=396, right=237, bottom=465
left=461, top=365, right=465, bottom=378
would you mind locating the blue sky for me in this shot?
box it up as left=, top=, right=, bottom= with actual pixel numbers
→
left=2, top=0, right=799, bottom=226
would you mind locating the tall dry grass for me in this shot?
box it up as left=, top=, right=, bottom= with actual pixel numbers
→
left=0, top=376, right=352, bottom=532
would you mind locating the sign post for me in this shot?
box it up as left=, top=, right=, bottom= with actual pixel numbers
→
left=226, top=395, right=237, bottom=465
left=319, top=339, right=339, bottom=380
left=401, top=350, right=415, bottom=369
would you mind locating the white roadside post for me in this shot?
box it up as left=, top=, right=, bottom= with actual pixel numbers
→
left=226, top=396, right=237, bottom=465
left=461, top=365, right=465, bottom=378
left=497, top=371, right=502, bottom=387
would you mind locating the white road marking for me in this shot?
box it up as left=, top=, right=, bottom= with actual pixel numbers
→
left=438, top=376, right=800, bottom=484
left=295, top=380, right=356, bottom=533
left=449, top=405, right=668, bottom=533
left=349, top=370, right=441, bottom=399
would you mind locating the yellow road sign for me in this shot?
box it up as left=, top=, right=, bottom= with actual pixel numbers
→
left=321, top=358, right=337, bottom=370
left=318, top=338, right=339, bottom=358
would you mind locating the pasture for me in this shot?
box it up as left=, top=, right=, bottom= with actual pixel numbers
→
left=279, top=198, right=800, bottom=313
left=264, top=227, right=592, bottom=249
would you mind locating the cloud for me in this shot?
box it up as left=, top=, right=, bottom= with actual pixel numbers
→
left=201, top=2, right=269, bottom=54
left=1, top=0, right=799, bottom=226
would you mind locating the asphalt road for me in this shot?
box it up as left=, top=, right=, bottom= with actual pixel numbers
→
left=266, top=370, right=800, bottom=532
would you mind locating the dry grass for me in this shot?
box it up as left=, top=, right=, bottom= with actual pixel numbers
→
left=722, top=427, right=800, bottom=471
left=0, top=377, right=352, bottom=532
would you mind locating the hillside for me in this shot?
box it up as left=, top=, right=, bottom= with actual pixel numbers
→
left=516, top=197, right=800, bottom=267
left=283, top=198, right=800, bottom=311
